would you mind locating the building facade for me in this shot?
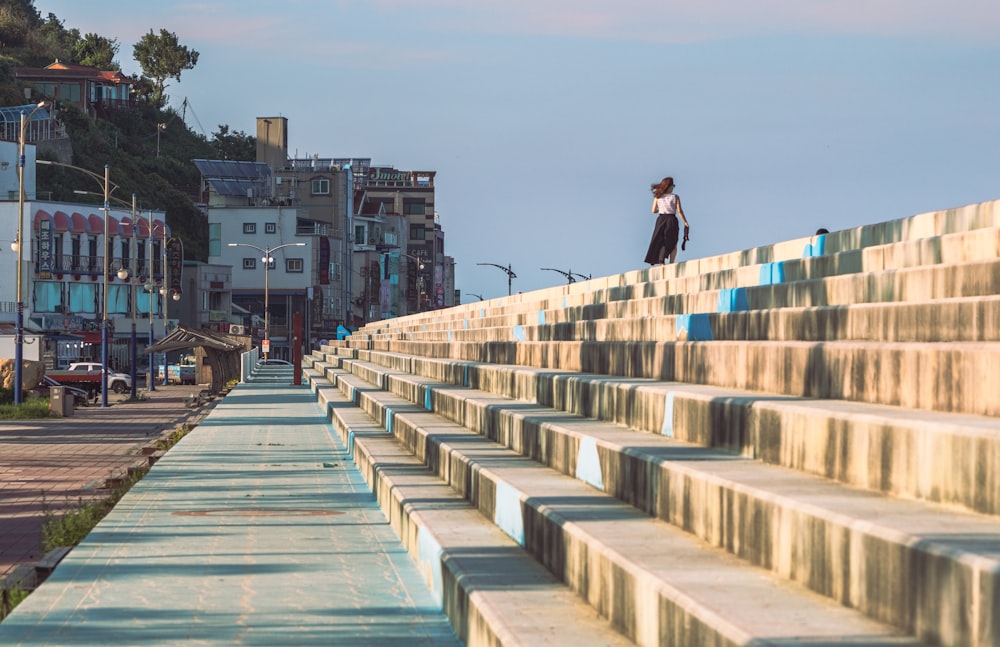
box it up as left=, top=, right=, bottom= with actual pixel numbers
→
left=15, top=61, right=139, bottom=119
left=198, top=157, right=323, bottom=359
left=0, top=194, right=174, bottom=370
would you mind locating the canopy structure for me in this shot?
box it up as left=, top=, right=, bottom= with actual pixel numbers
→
left=145, top=325, right=246, bottom=393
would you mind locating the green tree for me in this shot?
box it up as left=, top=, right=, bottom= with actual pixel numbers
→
left=73, top=32, right=118, bottom=69
left=132, top=28, right=199, bottom=106
left=211, top=124, right=256, bottom=161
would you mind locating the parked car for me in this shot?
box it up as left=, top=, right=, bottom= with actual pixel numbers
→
left=257, top=358, right=292, bottom=366
left=47, top=362, right=133, bottom=395
left=31, top=376, right=90, bottom=406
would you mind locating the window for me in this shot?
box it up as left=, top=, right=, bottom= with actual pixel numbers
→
left=265, top=222, right=277, bottom=234
left=209, top=223, right=221, bottom=256
left=59, top=82, right=81, bottom=102
left=354, top=225, right=366, bottom=245
left=243, top=257, right=256, bottom=270
left=243, top=222, right=256, bottom=234
left=410, top=224, right=425, bottom=240
left=311, top=178, right=330, bottom=195
left=403, top=198, right=425, bottom=215
left=286, top=258, right=304, bottom=273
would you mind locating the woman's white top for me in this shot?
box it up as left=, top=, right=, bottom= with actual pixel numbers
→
left=655, top=193, right=678, bottom=215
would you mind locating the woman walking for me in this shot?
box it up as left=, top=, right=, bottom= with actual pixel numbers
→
left=644, top=176, right=689, bottom=265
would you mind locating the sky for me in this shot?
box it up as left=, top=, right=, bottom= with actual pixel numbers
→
left=34, top=0, right=1000, bottom=300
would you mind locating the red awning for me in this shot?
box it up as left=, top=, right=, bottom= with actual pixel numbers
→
left=81, top=332, right=102, bottom=344
left=70, top=212, right=88, bottom=233
left=119, top=216, right=133, bottom=236
left=52, top=211, right=70, bottom=232
left=33, top=209, right=52, bottom=229
left=136, top=218, right=149, bottom=237
left=88, top=213, right=104, bottom=234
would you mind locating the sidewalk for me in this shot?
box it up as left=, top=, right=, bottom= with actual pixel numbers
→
left=0, top=378, right=461, bottom=645
left=0, top=385, right=216, bottom=583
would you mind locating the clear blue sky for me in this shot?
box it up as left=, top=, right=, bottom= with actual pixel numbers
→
left=36, top=0, right=1000, bottom=299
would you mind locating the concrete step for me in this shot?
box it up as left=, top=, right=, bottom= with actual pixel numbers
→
left=334, top=338, right=1000, bottom=418
left=306, top=364, right=937, bottom=647
left=366, top=296, right=1000, bottom=345
left=308, top=372, right=635, bottom=647
left=304, top=350, right=1000, bottom=517
left=359, top=255, right=1000, bottom=344
left=317, top=355, right=1000, bottom=646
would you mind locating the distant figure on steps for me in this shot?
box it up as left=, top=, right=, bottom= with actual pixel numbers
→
left=644, top=176, right=690, bottom=265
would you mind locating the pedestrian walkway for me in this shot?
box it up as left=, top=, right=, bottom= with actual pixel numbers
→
left=0, top=378, right=461, bottom=646
left=0, top=385, right=213, bottom=582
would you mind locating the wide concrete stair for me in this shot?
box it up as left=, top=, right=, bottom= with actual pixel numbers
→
left=304, top=198, right=1000, bottom=646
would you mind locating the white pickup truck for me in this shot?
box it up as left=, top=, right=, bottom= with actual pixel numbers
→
left=47, top=362, right=133, bottom=395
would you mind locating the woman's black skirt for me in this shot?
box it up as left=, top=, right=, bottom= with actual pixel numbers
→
left=644, top=213, right=679, bottom=264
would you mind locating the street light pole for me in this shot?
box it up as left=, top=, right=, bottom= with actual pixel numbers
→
left=540, top=267, right=577, bottom=285
left=228, top=242, right=305, bottom=362
left=13, top=101, right=47, bottom=404
left=34, top=158, right=120, bottom=405
left=400, top=253, right=425, bottom=313
left=477, top=262, right=517, bottom=296
left=100, top=165, right=113, bottom=406
left=146, top=211, right=156, bottom=392
left=128, top=194, right=137, bottom=398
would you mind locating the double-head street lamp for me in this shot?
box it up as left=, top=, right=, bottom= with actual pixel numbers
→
left=228, top=242, right=305, bottom=361
left=540, top=267, right=591, bottom=285
left=142, top=212, right=174, bottom=391
left=13, top=101, right=47, bottom=404
left=401, top=253, right=426, bottom=312
left=35, top=159, right=121, bottom=406
left=477, top=262, right=517, bottom=296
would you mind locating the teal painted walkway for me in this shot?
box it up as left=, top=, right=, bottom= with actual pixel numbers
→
left=0, top=375, right=462, bottom=646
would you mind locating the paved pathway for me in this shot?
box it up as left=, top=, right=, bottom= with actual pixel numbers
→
left=0, top=385, right=212, bottom=582
left=0, top=377, right=461, bottom=645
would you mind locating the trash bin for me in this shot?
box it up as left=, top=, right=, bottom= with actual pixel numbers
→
left=49, top=386, right=75, bottom=417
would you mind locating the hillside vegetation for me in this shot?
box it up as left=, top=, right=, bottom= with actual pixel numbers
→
left=1, top=0, right=255, bottom=262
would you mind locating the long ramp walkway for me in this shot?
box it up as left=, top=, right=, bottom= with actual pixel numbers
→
left=0, top=377, right=462, bottom=646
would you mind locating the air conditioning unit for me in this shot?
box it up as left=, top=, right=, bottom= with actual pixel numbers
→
left=230, top=324, right=245, bottom=335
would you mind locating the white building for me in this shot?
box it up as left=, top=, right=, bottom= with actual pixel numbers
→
left=199, top=160, right=320, bottom=359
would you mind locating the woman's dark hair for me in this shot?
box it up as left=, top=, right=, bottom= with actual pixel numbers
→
left=651, top=177, right=674, bottom=197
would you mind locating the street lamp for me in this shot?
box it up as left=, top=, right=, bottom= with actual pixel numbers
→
left=13, top=101, right=47, bottom=404
left=154, top=219, right=180, bottom=386
left=144, top=211, right=157, bottom=391
left=75, top=189, right=139, bottom=397
left=35, top=159, right=121, bottom=406
left=228, top=242, right=305, bottom=361
left=400, top=253, right=426, bottom=312
left=467, top=293, right=485, bottom=302
left=477, top=262, right=517, bottom=296
left=540, top=268, right=590, bottom=285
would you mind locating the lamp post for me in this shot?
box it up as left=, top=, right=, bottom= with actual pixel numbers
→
left=100, top=164, right=111, bottom=407
left=35, top=159, right=120, bottom=406
left=13, top=101, right=47, bottom=405
left=540, top=267, right=590, bottom=285
left=401, top=253, right=425, bottom=313
left=477, top=262, right=517, bottom=296
left=126, top=194, right=137, bottom=398
left=159, top=226, right=180, bottom=385
left=145, top=211, right=156, bottom=391
left=467, top=293, right=484, bottom=302
left=228, top=242, right=305, bottom=362
left=76, top=189, right=136, bottom=397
